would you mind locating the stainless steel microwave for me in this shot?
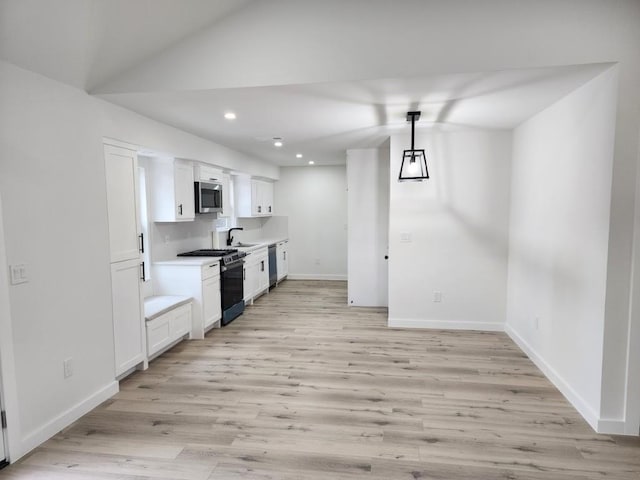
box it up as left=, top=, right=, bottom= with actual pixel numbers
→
left=194, top=181, right=223, bottom=213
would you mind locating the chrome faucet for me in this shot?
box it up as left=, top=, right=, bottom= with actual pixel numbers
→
left=227, top=227, right=244, bottom=246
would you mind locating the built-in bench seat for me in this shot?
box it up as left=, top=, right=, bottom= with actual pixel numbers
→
left=144, top=295, right=193, bottom=360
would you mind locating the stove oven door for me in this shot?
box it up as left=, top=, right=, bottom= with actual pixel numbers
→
left=221, top=260, right=244, bottom=325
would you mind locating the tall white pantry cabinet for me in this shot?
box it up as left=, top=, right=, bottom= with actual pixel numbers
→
left=103, top=141, right=147, bottom=377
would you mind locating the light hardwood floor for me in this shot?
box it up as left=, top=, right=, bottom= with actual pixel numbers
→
left=2, top=280, right=639, bottom=479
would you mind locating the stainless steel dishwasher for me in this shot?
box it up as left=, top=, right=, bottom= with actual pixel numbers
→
left=268, top=244, right=277, bottom=287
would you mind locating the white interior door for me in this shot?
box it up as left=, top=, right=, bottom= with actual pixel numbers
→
left=346, top=148, right=390, bottom=307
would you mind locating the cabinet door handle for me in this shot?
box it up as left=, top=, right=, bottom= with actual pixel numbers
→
left=139, top=233, right=144, bottom=253
left=243, top=268, right=246, bottom=280
left=284, top=251, right=286, bottom=261
left=257, top=205, right=261, bottom=213
left=268, top=206, right=272, bottom=213
left=178, top=204, right=183, bottom=215
left=140, top=262, right=146, bottom=281
left=261, top=260, right=264, bottom=272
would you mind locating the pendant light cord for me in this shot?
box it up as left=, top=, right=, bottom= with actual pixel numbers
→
left=412, top=115, right=416, bottom=151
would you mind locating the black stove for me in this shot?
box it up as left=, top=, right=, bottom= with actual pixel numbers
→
left=177, top=249, right=247, bottom=266
left=177, top=248, right=247, bottom=327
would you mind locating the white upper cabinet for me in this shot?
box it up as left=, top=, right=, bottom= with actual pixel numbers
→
left=194, top=163, right=223, bottom=182
left=262, top=181, right=274, bottom=215
left=104, top=144, right=142, bottom=263
left=235, top=176, right=275, bottom=217
left=150, top=158, right=195, bottom=222
left=219, top=173, right=231, bottom=217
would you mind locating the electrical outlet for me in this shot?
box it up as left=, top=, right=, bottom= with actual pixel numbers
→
left=314, top=258, right=321, bottom=265
left=63, top=358, right=74, bottom=378
left=400, top=232, right=412, bottom=243
left=9, top=264, right=28, bottom=285
left=433, top=291, right=442, bottom=303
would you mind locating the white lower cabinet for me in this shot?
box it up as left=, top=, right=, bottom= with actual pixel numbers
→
left=146, top=302, right=192, bottom=358
left=276, top=241, right=289, bottom=281
left=257, top=253, right=270, bottom=293
left=243, top=261, right=259, bottom=304
left=153, top=260, right=222, bottom=339
left=110, top=259, right=146, bottom=376
left=243, top=246, right=270, bottom=303
left=202, top=275, right=222, bottom=329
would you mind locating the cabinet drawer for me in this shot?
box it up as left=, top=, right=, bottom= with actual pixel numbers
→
left=201, top=261, right=220, bottom=280
left=146, top=315, right=172, bottom=356
left=169, top=303, right=191, bottom=338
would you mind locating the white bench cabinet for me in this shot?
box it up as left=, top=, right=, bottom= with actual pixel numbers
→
left=145, top=297, right=192, bottom=359
left=153, top=259, right=222, bottom=339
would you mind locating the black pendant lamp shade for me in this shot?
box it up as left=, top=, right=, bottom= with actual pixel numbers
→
left=398, top=111, right=429, bottom=181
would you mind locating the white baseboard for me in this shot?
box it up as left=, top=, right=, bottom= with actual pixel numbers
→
left=505, top=324, right=600, bottom=431
left=18, top=381, right=119, bottom=460
left=287, top=274, right=347, bottom=281
left=388, top=317, right=504, bottom=332
left=597, top=418, right=628, bottom=435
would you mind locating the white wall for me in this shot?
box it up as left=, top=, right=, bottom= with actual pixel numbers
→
left=505, top=67, right=618, bottom=430
left=388, top=129, right=512, bottom=330
left=0, top=60, right=279, bottom=461
left=0, top=61, right=117, bottom=459
left=347, top=148, right=389, bottom=306
left=99, top=101, right=279, bottom=181
left=274, top=166, right=347, bottom=280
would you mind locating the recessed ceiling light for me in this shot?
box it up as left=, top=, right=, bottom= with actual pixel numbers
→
left=308, top=160, right=315, bottom=165
left=296, top=153, right=303, bottom=158
left=224, top=112, right=236, bottom=120
left=273, top=137, right=283, bottom=147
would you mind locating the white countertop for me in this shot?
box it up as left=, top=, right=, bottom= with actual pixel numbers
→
left=154, top=257, right=222, bottom=267
left=231, top=237, right=289, bottom=253
left=154, top=238, right=288, bottom=264
left=144, top=295, right=192, bottom=321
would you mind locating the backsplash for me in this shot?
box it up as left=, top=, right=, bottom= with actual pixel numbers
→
left=151, top=216, right=218, bottom=261
left=211, top=216, right=289, bottom=248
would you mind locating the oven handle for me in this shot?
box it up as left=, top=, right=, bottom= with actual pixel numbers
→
left=220, top=259, right=245, bottom=273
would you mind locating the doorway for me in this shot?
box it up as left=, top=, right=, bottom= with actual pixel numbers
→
left=0, top=193, right=16, bottom=465
left=0, top=374, right=7, bottom=467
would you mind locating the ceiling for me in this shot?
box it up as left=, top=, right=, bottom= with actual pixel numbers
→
left=0, top=0, right=612, bottom=167
left=97, top=64, right=610, bottom=166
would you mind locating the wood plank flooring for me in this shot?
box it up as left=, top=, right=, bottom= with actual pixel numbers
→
left=2, top=280, right=639, bottom=479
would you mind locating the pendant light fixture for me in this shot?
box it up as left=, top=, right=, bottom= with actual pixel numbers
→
left=398, top=111, right=429, bottom=181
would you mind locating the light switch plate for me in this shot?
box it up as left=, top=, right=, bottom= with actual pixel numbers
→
left=10, top=264, right=28, bottom=285
left=63, top=358, right=74, bottom=378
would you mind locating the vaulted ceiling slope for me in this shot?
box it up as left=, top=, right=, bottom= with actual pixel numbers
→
left=0, top=0, right=255, bottom=91
left=1, top=0, right=637, bottom=166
